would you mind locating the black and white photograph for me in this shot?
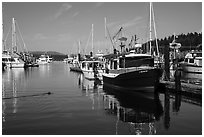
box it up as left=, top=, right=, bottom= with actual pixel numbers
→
left=2, top=1, right=202, bottom=135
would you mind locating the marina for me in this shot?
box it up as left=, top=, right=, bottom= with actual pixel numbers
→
left=2, top=62, right=202, bottom=135
left=2, top=2, right=202, bottom=135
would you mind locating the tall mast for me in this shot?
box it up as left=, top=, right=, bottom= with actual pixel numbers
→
left=12, top=17, right=17, bottom=54
left=91, top=24, right=94, bottom=54
left=152, top=3, right=160, bottom=57
left=2, top=3, right=6, bottom=51
left=2, top=9, right=4, bottom=51
left=104, top=17, right=107, bottom=38
left=104, top=17, right=108, bottom=53
left=78, top=40, right=81, bottom=54
left=149, top=2, right=152, bottom=55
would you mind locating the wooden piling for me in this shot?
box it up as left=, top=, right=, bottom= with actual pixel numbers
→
left=174, top=69, right=181, bottom=92
left=164, top=44, right=170, bottom=80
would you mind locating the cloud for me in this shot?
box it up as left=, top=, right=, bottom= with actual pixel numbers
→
left=122, top=17, right=143, bottom=28
left=56, top=33, right=72, bottom=42
left=72, top=11, right=79, bottom=17
left=33, top=33, right=48, bottom=40
left=53, top=3, right=72, bottom=19
left=107, top=20, right=122, bottom=28
left=94, top=2, right=104, bottom=8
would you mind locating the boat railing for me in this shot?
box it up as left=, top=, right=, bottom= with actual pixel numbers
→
left=109, top=66, right=153, bottom=74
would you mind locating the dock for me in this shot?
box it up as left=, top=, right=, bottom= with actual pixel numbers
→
left=158, top=80, right=202, bottom=99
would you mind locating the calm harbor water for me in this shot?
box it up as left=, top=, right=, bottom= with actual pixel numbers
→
left=2, top=62, right=202, bottom=135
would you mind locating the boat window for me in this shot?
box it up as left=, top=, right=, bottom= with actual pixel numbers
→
left=9, top=58, right=15, bottom=62
left=2, top=58, right=7, bottom=62
left=82, top=63, right=85, bottom=68
left=184, top=58, right=188, bottom=62
left=126, top=56, right=151, bottom=60
left=98, top=63, right=103, bottom=68
left=88, top=63, right=93, bottom=70
left=114, top=60, right=117, bottom=69
left=198, top=60, right=202, bottom=66
left=189, top=59, right=194, bottom=63
left=197, top=53, right=202, bottom=57
left=110, top=61, right=113, bottom=69
left=119, top=58, right=125, bottom=68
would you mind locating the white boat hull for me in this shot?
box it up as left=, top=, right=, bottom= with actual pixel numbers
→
left=10, top=63, right=25, bottom=68
left=82, top=69, right=104, bottom=80
left=180, top=63, right=202, bottom=73
left=37, top=62, right=48, bottom=65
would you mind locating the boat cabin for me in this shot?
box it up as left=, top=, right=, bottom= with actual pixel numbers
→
left=81, top=61, right=105, bottom=71
left=184, top=51, right=202, bottom=66
left=104, top=52, right=154, bottom=70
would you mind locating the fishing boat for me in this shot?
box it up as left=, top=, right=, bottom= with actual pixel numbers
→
left=103, top=51, right=162, bottom=91
left=47, top=56, right=53, bottom=63
left=70, top=58, right=82, bottom=72
left=36, top=54, right=51, bottom=65
left=81, top=60, right=105, bottom=80
left=69, top=41, right=83, bottom=72
left=2, top=51, right=25, bottom=68
left=102, top=3, right=162, bottom=92
left=81, top=24, right=106, bottom=80
left=179, top=50, right=202, bottom=73
left=2, top=18, right=25, bottom=68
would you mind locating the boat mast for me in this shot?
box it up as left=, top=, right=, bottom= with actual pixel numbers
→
left=104, top=17, right=107, bottom=39
left=12, top=17, right=17, bottom=54
left=2, top=4, right=6, bottom=51
left=104, top=17, right=116, bottom=52
left=149, top=2, right=152, bottom=55
left=91, top=24, right=94, bottom=55
left=2, top=6, right=4, bottom=51
left=78, top=40, right=81, bottom=54
left=152, top=3, right=160, bottom=57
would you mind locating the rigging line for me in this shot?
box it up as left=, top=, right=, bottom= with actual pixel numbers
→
left=106, top=25, right=115, bottom=51
left=16, top=34, right=23, bottom=53
left=16, top=20, right=28, bottom=53
left=85, top=29, right=92, bottom=54
left=70, top=42, right=75, bottom=54
left=4, top=25, right=12, bottom=47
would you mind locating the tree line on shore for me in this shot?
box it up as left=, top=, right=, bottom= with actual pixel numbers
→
left=30, top=32, right=202, bottom=61
left=150, top=32, right=202, bottom=54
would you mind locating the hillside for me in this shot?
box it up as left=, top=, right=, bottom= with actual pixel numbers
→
left=29, top=51, right=67, bottom=61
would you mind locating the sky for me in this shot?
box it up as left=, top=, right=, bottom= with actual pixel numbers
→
left=2, top=1, right=202, bottom=54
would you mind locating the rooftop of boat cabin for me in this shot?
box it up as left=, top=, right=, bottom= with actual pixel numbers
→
left=103, top=52, right=152, bottom=59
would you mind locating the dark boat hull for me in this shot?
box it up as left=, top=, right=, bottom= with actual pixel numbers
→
left=70, top=66, right=82, bottom=73
left=103, top=68, right=162, bottom=92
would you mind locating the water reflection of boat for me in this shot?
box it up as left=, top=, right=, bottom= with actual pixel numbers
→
left=170, top=70, right=202, bottom=85
left=181, top=71, right=202, bottom=80
left=78, top=74, right=103, bottom=110
left=78, top=74, right=102, bottom=92
left=103, top=84, right=163, bottom=135
left=2, top=68, right=25, bottom=123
